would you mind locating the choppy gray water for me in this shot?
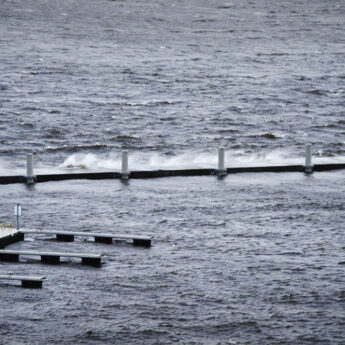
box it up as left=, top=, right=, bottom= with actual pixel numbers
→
left=0, top=0, right=345, bottom=344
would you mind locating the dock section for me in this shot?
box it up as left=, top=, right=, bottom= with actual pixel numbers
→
left=20, top=229, right=152, bottom=247
left=0, top=273, right=46, bottom=288
left=0, top=229, right=24, bottom=248
left=0, top=249, right=102, bottom=267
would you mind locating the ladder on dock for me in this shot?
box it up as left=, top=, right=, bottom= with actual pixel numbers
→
left=20, top=229, right=152, bottom=247
left=0, top=250, right=102, bottom=267
left=0, top=273, right=46, bottom=288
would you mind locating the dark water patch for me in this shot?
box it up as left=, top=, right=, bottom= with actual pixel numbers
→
left=278, top=252, right=303, bottom=256
left=247, top=36, right=265, bottom=40
left=247, top=132, right=283, bottom=140
left=193, top=18, right=218, bottom=23
left=159, top=116, right=177, bottom=122
left=147, top=17, right=165, bottom=23
left=318, top=123, right=342, bottom=129
left=20, top=106, right=47, bottom=112
left=48, top=109, right=61, bottom=114
left=174, top=78, right=198, bottom=83
left=257, top=52, right=289, bottom=57
left=111, top=135, right=142, bottom=142
left=43, top=127, right=69, bottom=139
left=121, top=68, right=135, bottom=75
left=304, top=89, right=329, bottom=96
left=44, top=143, right=108, bottom=153
left=192, top=28, right=235, bottom=34
left=19, top=122, right=35, bottom=129
left=295, top=75, right=311, bottom=81
left=24, top=67, right=71, bottom=76
left=116, top=100, right=181, bottom=107
left=217, top=4, right=233, bottom=9
left=218, top=129, right=240, bottom=134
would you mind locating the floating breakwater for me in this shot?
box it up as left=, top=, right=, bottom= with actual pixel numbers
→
left=0, top=146, right=345, bottom=185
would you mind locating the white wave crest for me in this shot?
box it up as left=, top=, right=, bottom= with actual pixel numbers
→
left=59, top=150, right=345, bottom=171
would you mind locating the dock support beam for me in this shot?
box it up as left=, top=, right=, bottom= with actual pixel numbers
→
left=82, top=257, right=101, bottom=267
left=305, top=144, right=313, bottom=174
left=133, top=239, right=152, bottom=248
left=22, top=280, right=43, bottom=288
left=26, top=153, right=35, bottom=184
left=0, top=253, right=19, bottom=262
left=121, top=151, right=129, bottom=180
left=41, top=255, right=60, bottom=264
left=94, top=236, right=113, bottom=244
left=217, top=148, right=227, bottom=176
left=56, top=234, right=74, bottom=242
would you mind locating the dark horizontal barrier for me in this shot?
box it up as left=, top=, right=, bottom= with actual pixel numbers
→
left=313, top=163, right=345, bottom=172
left=130, top=168, right=215, bottom=178
left=0, top=163, right=344, bottom=185
left=227, top=165, right=303, bottom=173
left=0, top=175, right=26, bottom=184
left=36, top=171, right=121, bottom=182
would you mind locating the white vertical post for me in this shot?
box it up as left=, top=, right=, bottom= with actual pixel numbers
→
left=305, top=144, right=313, bottom=173
left=121, top=150, right=129, bottom=179
left=217, top=148, right=226, bottom=176
left=26, top=154, right=35, bottom=184
left=14, top=204, right=21, bottom=230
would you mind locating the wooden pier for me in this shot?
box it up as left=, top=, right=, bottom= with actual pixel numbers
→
left=20, top=229, right=152, bottom=247
left=0, top=249, right=102, bottom=267
left=0, top=273, right=46, bottom=288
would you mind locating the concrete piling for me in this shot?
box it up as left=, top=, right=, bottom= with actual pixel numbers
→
left=217, top=148, right=227, bottom=176
left=26, top=154, right=35, bottom=184
left=121, top=151, right=129, bottom=179
left=305, top=144, right=313, bottom=173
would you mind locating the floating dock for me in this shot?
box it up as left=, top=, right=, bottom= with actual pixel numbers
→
left=0, top=249, right=102, bottom=267
left=0, top=273, right=46, bottom=288
left=0, top=229, right=24, bottom=248
left=1, top=228, right=152, bottom=248
left=0, top=146, right=344, bottom=185
left=20, top=229, right=152, bottom=247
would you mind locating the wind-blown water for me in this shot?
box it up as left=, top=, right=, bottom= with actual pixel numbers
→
left=0, top=0, right=344, bottom=344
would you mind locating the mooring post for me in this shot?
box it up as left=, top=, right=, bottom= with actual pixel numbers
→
left=217, top=148, right=227, bottom=176
left=26, top=154, right=35, bottom=184
left=305, top=144, right=313, bottom=173
left=15, top=204, right=21, bottom=230
left=121, top=150, right=129, bottom=180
